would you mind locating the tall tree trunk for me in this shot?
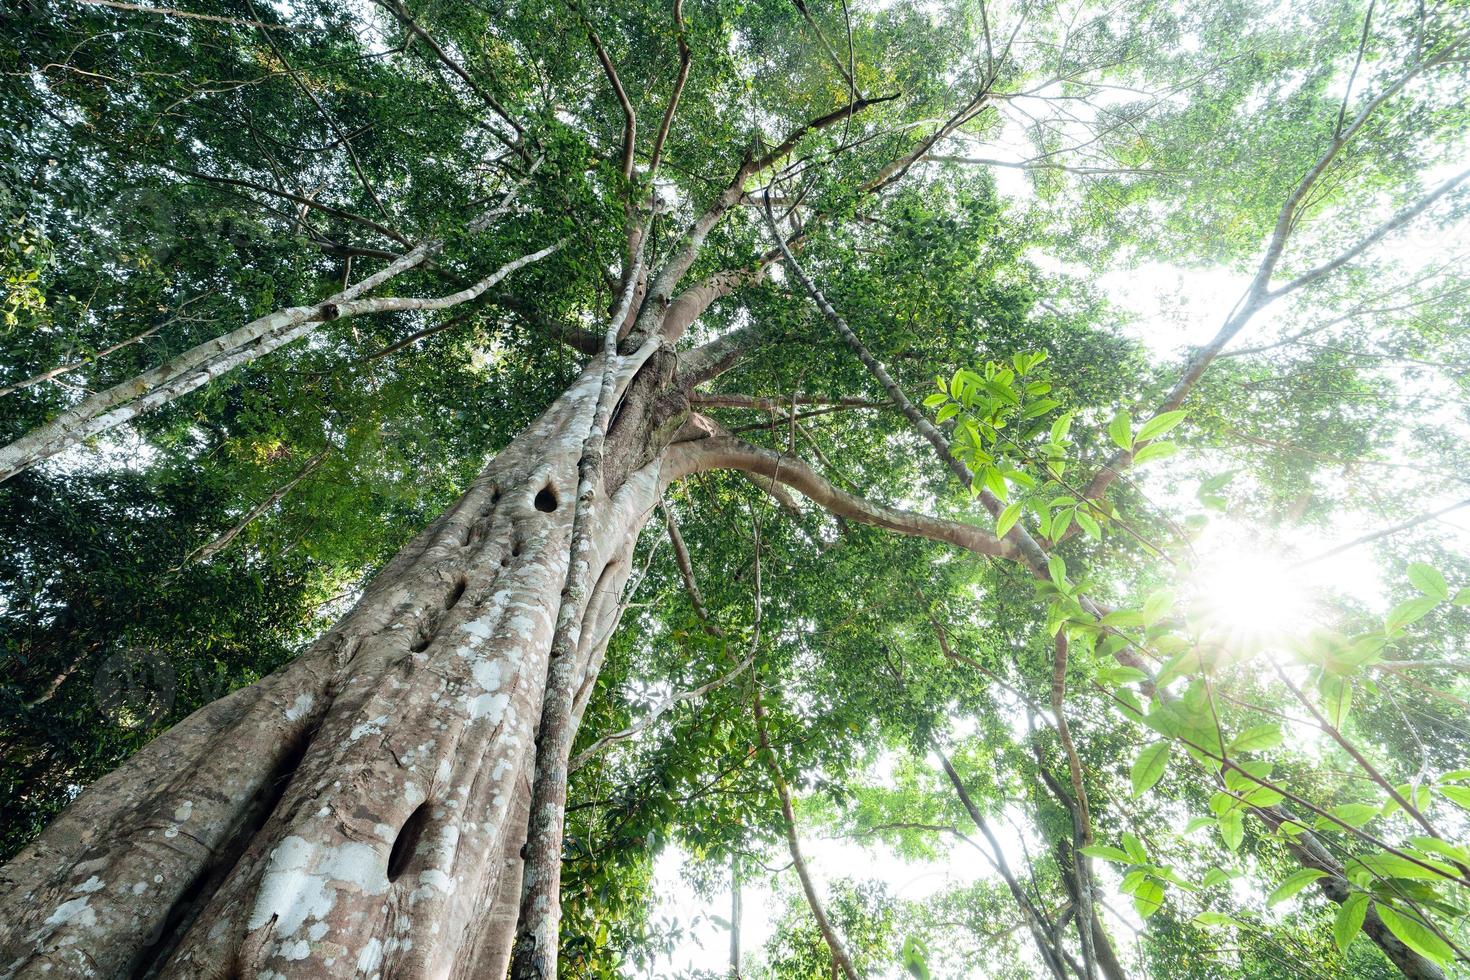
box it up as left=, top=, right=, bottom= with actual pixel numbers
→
left=729, top=863, right=742, bottom=978
left=0, top=349, right=673, bottom=979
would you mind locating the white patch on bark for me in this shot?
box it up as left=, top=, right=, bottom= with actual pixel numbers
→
left=468, top=693, right=509, bottom=723
left=284, top=693, right=315, bottom=722
left=349, top=716, right=388, bottom=741
left=280, top=939, right=312, bottom=960
left=73, top=876, right=104, bottom=894
left=356, top=937, right=384, bottom=974
left=460, top=615, right=496, bottom=640
left=173, top=800, right=194, bottom=822
left=43, top=897, right=95, bottom=929
left=471, top=660, right=502, bottom=691
left=247, top=837, right=388, bottom=936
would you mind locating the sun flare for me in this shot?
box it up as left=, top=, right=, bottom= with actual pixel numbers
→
left=1191, top=553, right=1313, bottom=648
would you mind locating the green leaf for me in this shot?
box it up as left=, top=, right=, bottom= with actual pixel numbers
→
left=983, top=465, right=1008, bottom=500
left=902, top=935, right=932, bottom=980
left=1385, top=596, right=1439, bottom=634
left=1052, top=507, right=1074, bottom=539
left=996, top=501, right=1023, bottom=537
left=1022, top=397, right=1062, bottom=419
left=1050, top=411, right=1074, bottom=444
left=1453, top=587, right=1470, bottom=606
left=1075, top=509, right=1101, bottom=538
left=1375, top=906, right=1454, bottom=966
left=1098, top=665, right=1148, bottom=687
left=1239, top=784, right=1285, bottom=807
left=1346, top=852, right=1457, bottom=883
left=1141, top=589, right=1174, bottom=625
left=1334, top=893, right=1368, bottom=952
left=1048, top=555, right=1067, bottom=589
left=1131, top=441, right=1179, bottom=465
left=1199, top=470, right=1237, bottom=494
left=1266, top=869, right=1327, bottom=907
left=1193, top=910, right=1245, bottom=928
left=1407, top=563, right=1449, bottom=600
left=1107, top=410, right=1133, bottom=450
left=1328, top=803, right=1379, bottom=828
left=1078, top=844, right=1132, bottom=863
left=1318, top=674, right=1353, bottom=728
left=1131, top=741, right=1171, bottom=797
left=1200, top=867, right=1232, bottom=889
left=1408, top=836, right=1470, bottom=866
left=1155, top=649, right=1202, bottom=687
left=921, top=392, right=947, bottom=408
left=1122, top=832, right=1148, bottom=863
left=1132, top=879, right=1165, bottom=919
left=935, top=403, right=960, bottom=423
left=1436, top=784, right=1470, bottom=811
left=1218, top=810, right=1244, bottom=851
left=1228, top=724, right=1283, bottom=753
left=1137, top=410, right=1187, bottom=441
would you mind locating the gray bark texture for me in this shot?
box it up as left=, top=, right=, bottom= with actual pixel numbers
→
left=0, top=347, right=675, bottom=979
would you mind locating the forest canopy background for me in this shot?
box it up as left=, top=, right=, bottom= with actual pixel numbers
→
left=1, top=0, right=1469, bottom=977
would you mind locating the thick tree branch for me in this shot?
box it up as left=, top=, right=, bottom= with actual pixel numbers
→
left=0, top=241, right=560, bottom=483
left=635, top=92, right=896, bottom=328
left=661, top=432, right=1019, bottom=560
left=692, top=393, right=886, bottom=411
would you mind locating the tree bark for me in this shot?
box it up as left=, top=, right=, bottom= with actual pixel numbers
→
left=729, top=863, right=742, bottom=978
left=0, top=348, right=670, bottom=979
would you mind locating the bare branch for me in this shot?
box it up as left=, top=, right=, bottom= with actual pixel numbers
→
left=380, top=0, right=527, bottom=152
left=1294, top=497, right=1470, bottom=565
left=568, top=648, right=753, bottom=772
left=173, top=450, right=330, bottom=569
left=243, top=0, right=393, bottom=221
left=73, top=0, right=316, bottom=30
left=1268, top=165, right=1470, bottom=298
left=647, top=0, right=691, bottom=180
left=761, top=189, right=1051, bottom=570
left=583, top=22, right=637, bottom=183
left=167, top=166, right=410, bottom=244
left=753, top=628, right=860, bottom=980
left=660, top=499, right=719, bottom=631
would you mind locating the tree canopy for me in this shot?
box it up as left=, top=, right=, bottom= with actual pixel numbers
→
left=2, top=0, right=1469, bottom=977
